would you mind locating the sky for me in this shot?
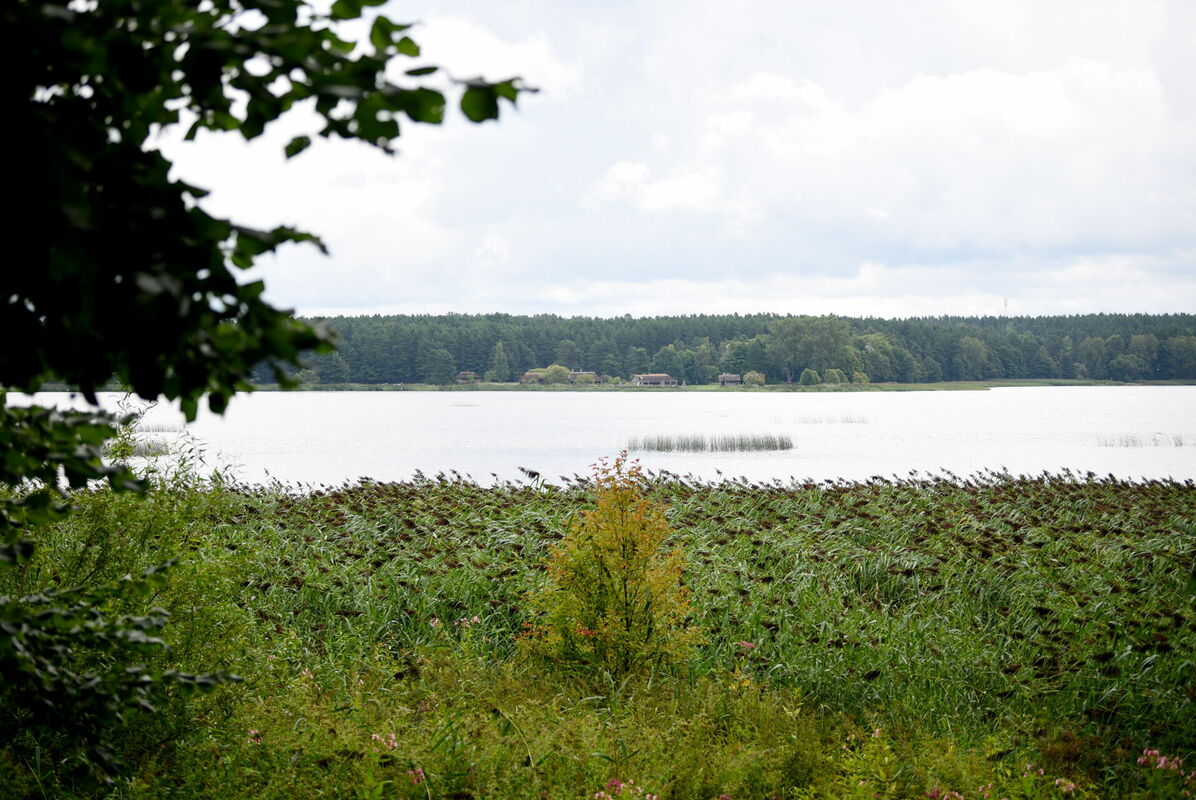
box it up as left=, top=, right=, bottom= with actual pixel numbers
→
left=162, top=0, right=1196, bottom=320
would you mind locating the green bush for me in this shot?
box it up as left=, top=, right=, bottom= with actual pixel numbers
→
left=521, top=455, right=701, bottom=676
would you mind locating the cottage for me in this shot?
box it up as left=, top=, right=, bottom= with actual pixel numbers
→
left=520, top=370, right=545, bottom=384
left=630, top=373, right=678, bottom=386
left=717, top=373, right=742, bottom=386
left=455, top=371, right=479, bottom=383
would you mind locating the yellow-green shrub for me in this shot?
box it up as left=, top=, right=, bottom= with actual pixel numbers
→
left=521, top=454, right=701, bottom=675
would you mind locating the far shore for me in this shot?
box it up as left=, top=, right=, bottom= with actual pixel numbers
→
left=30, top=378, right=1195, bottom=395
left=238, top=377, right=1193, bottom=392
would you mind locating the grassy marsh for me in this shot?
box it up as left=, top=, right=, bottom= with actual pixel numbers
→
left=2, top=471, right=1194, bottom=798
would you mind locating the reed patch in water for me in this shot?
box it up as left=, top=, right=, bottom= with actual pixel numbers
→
left=627, top=432, right=794, bottom=452
left=1097, top=433, right=1185, bottom=447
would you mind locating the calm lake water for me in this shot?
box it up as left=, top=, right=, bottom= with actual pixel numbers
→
left=18, top=387, right=1196, bottom=486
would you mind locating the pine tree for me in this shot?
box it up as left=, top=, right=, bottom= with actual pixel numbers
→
left=488, top=341, right=511, bottom=382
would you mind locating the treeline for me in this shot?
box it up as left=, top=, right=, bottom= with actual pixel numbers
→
left=275, top=312, right=1196, bottom=385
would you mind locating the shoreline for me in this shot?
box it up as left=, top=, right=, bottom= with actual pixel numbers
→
left=237, top=378, right=1190, bottom=392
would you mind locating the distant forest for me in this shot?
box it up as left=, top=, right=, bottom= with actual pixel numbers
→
left=271, top=313, right=1196, bottom=385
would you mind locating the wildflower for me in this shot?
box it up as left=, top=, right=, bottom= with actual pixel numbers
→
left=576, top=627, right=595, bottom=637
left=734, top=641, right=756, bottom=649
left=246, top=729, right=263, bottom=744
left=429, top=617, right=440, bottom=628
left=407, top=767, right=425, bottom=785
left=872, top=727, right=882, bottom=738
left=1054, top=778, right=1076, bottom=793
left=369, top=732, right=398, bottom=751
left=300, top=668, right=314, bottom=680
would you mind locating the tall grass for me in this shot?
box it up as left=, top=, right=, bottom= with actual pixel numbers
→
left=3, top=470, right=1194, bottom=798
left=627, top=433, right=794, bottom=452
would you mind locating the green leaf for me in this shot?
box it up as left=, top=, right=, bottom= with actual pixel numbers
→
left=369, top=16, right=393, bottom=52
left=460, top=85, right=499, bottom=122
left=494, top=79, right=522, bottom=102
left=396, top=36, right=420, bottom=57
left=0, top=540, right=35, bottom=564
left=405, top=66, right=438, bottom=77
left=389, top=86, right=445, bottom=124
left=284, top=135, right=312, bottom=158
left=330, top=0, right=363, bottom=20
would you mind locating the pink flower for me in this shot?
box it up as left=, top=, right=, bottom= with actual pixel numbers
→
left=246, top=729, right=263, bottom=744
left=734, top=641, right=755, bottom=649
left=407, top=767, right=425, bottom=785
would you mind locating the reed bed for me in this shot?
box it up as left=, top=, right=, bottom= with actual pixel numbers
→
left=627, top=432, right=794, bottom=452
left=129, top=439, right=172, bottom=457
left=1097, top=432, right=1185, bottom=447
left=134, top=421, right=186, bottom=433
left=5, top=470, right=1195, bottom=798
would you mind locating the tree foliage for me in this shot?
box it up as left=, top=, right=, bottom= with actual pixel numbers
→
left=6, top=0, right=527, bottom=416
left=289, top=312, right=1196, bottom=386
left=3, top=0, right=527, bottom=783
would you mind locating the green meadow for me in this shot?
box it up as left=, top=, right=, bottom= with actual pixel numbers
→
left=3, top=468, right=1194, bottom=799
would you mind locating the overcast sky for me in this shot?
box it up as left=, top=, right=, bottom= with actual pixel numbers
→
left=163, top=0, right=1196, bottom=319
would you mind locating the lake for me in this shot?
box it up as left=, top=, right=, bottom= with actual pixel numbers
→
left=17, top=386, right=1196, bottom=486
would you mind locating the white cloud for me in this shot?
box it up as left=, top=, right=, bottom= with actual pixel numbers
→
left=301, top=251, right=1196, bottom=319
left=591, top=58, right=1195, bottom=256
left=411, top=15, right=581, bottom=101
left=475, top=230, right=511, bottom=267
left=160, top=0, right=1196, bottom=319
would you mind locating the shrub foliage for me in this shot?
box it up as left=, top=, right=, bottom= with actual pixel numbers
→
left=523, top=454, right=701, bottom=675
